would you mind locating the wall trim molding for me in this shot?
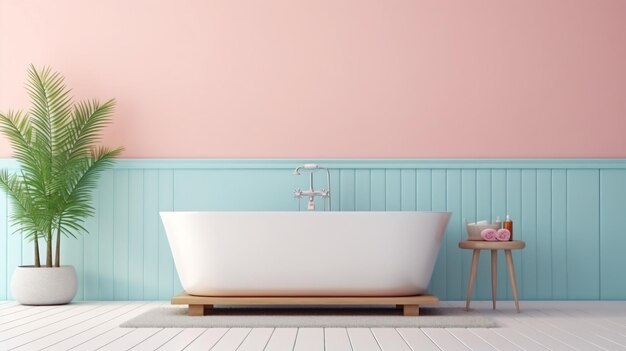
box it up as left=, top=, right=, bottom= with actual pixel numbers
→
left=2, top=158, right=626, bottom=169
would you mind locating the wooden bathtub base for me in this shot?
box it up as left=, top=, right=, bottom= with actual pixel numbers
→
left=172, top=292, right=439, bottom=316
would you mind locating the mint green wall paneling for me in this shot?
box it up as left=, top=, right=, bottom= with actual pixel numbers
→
left=173, top=271, right=183, bottom=295
left=128, top=170, right=145, bottom=300
left=172, top=170, right=210, bottom=210
left=476, top=170, right=492, bottom=221
left=445, top=170, right=463, bottom=300
left=355, top=170, right=370, bottom=211
left=551, top=170, right=568, bottom=299
left=98, top=171, right=115, bottom=300
left=263, top=169, right=306, bottom=210
left=370, top=170, right=385, bottom=211
left=113, top=170, right=129, bottom=300
left=21, top=232, right=32, bottom=268
left=461, top=170, right=477, bottom=223
left=400, top=169, right=416, bottom=211
left=340, top=169, right=355, bottom=211
left=1, top=159, right=625, bottom=301
left=174, top=170, right=302, bottom=211
left=171, top=169, right=183, bottom=293
left=6, top=202, right=21, bottom=300
left=330, top=169, right=342, bottom=211
left=158, top=170, right=174, bottom=300
left=429, top=169, right=447, bottom=298
left=0, top=192, right=6, bottom=299
left=600, top=170, right=626, bottom=299
left=417, top=170, right=432, bottom=212
left=82, top=182, right=100, bottom=300
left=62, top=221, right=84, bottom=301
left=506, top=169, right=522, bottom=299
left=173, top=263, right=184, bottom=295
left=16, top=196, right=32, bottom=276
left=385, top=170, right=401, bottom=211
left=475, top=169, right=492, bottom=300
left=566, top=170, right=600, bottom=299
left=536, top=169, right=553, bottom=299
left=460, top=169, right=477, bottom=299
left=521, top=169, right=537, bottom=300
left=142, top=170, right=159, bottom=300
left=491, top=169, right=508, bottom=300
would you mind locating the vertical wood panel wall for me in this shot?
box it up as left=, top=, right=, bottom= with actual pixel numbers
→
left=1, top=159, right=625, bottom=300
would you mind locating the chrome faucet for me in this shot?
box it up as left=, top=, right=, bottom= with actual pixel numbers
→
left=293, top=164, right=331, bottom=211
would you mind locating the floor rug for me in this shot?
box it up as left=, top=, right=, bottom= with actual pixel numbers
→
left=120, top=306, right=497, bottom=328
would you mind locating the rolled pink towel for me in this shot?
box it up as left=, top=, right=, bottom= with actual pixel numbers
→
left=496, top=228, right=511, bottom=241
left=481, top=228, right=497, bottom=241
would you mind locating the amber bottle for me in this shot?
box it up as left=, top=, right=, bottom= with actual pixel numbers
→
left=503, top=214, right=513, bottom=241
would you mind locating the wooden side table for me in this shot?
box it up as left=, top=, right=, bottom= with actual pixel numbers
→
left=458, top=240, right=526, bottom=313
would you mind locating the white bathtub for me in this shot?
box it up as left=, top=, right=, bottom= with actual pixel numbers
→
left=161, top=211, right=451, bottom=297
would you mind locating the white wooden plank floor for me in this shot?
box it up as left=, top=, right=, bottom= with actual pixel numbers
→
left=0, top=300, right=625, bottom=350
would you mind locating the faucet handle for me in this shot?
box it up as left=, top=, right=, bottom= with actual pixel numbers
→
left=293, top=189, right=302, bottom=198
left=320, top=189, right=330, bottom=197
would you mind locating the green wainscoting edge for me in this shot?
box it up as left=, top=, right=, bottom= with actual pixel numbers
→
left=1, top=158, right=625, bottom=301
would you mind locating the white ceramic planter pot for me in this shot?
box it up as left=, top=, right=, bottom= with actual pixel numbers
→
left=11, top=265, right=78, bottom=305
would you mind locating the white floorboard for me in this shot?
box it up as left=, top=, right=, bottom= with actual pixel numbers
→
left=264, top=328, right=297, bottom=351
left=371, top=328, right=411, bottom=351
left=466, top=328, right=522, bottom=350
left=0, top=301, right=625, bottom=350
left=99, top=328, right=161, bottom=351
left=0, top=304, right=36, bottom=316
left=490, top=328, right=549, bottom=350
left=0, top=304, right=60, bottom=326
left=0, top=305, right=65, bottom=331
left=422, top=328, right=470, bottom=350
left=11, top=303, right=133, bottom=351
left=70, top=326, right=134, bottom=350
left=325, top=328, right=353, bottom=351
left=182, top=328, right=228, bottom=351
left=237, top=328, right=274, bottom=351
left=156, top=328, right=206, bottom=350
left=210, top=328, right=251, bottom=351
left=131, top=328, right=183, bottom=351
left=0, top=303, right=104, bottom=349
left=347, top=328, right=381, bottom=351
left=396, top=328, right=440, bottom=350
left=447, top=328, right=498, bottom=350
left=41, top=302, right=156, bottom=351
left=0, top=302, right=18, bottom=311
left=293, top=328, right=324, bottom=351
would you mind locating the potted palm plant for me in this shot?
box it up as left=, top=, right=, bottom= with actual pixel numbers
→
left=0, top=65, right=122, bottom=305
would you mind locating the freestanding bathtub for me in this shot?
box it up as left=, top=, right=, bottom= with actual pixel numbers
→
left=161, top=211, right=451, bottom=297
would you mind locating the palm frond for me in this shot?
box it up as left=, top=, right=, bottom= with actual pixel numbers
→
left=63, top=99, right=116, bottom=162
left=0, top=170, right=45, bottom=238
left=0, top=65, right=122, bottom=266
left=26, top=64, right=73, bottom=153
left=0, top=111, right=39, bottom=177
left=60, top=147, right=123, bottom=237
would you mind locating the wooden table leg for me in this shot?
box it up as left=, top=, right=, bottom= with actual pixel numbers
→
left=403, top=304, right=419, bottom=316
left=491, top=249, right=497, bottom=310
left=188, top=304, right=205, bottom=316
left=465, top=249, right=481, bottom=311
left=188, top=304, right=214, bottom=316
left=505, top=250, right=520, bottom=313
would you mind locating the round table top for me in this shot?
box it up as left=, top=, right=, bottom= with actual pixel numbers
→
left=459, top=240, right=526, bottom=250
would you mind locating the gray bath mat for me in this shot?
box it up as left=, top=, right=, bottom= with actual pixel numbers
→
left=120, top=306, right=496, bottom=328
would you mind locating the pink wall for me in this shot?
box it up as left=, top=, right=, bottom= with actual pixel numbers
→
left=1, top=0, right=626, bottom=158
